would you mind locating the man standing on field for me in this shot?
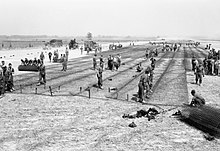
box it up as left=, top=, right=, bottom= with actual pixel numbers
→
left=37, top=61, right=46, bottom=86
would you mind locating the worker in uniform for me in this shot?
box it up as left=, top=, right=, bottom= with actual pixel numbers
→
left=195, top=64, right=204, bottom=86
left=24, top=58, right=29, bottom=65
left=136, top=63, right=143, bottom=72
left=1, top=61, right=6, bottom=94
left=191, top=55, right=196, bottom=72
left=80, top=46, right=83, bottom=55
left=210, top=58, right=215, bottom=75
left=203, top=57, right=208, bottom=75
left=40, top=52, right=45, bottom=63
left=140, top=69, right=150, bottom=99
left=155, top=48, right=158, bottom=56
left=5, top=63, right=14, bottom=92
left=138, top=78, right=144, bottom=102
left=96, top=67, right=103, bottom=89
left=150, top=57, right=156, bottom=70
left=93, top=54, right=97, bottom=70
left=37, top=61, right=46, bottom=86
left=113, top=55, right=119, bottom=71
left=0, top=67, right=4, bottom=96
left=108, top=55, right=113, bottom=70
left=145, top=48, right=149, bottom=59
left=117, top=54, right=121, bottom=67
left=190, top=90, right=205, bottom=107
left=65, top=48, right=69, bottom=61
left=61, top=54, right=67, bottom=71
left=33, top=58, right=38, bottom=66
left=146, top=65, right=154, bottom=92
left=48, top=52, right=52, bottom=62
left=100, top=55, right=104, bottom=70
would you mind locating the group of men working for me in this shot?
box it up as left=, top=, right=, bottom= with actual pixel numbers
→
left=0, top=61, right=15, bottom=96
left=21, top=58, right=41, bottom=66
left=189, top=47, right=220, bottom=107
left=190, top=47, right=220, bottom=107
left=20, top=52, right=46, bottom=86
left=192, top=48, right=220, bottom=86
left=37, top=48, right=69, bottom=85
left=137, top=65, right=154, bottom=102
left=139, top=45, right=206, bottom=106
left=145, top=48, right=158, bottom=59
left=93, top=54, right=122, bottom=71
left=92, top=54, right=122, bottom=89
left=137, top=55, right=156, bottom=102
left=203, top=49, right=220, bottom=76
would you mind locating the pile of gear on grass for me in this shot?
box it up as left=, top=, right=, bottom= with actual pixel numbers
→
left=122, top=108, right=160, bottom=128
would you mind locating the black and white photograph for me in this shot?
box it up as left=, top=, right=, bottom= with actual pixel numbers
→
left=0, top=0, right=220, bottom=150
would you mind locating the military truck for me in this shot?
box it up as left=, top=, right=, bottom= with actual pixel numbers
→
left=45, top=39, right=63, bottom=47
left=84, top=40, right=101, bottom=52
left=69, top=39, right=78, bottom=49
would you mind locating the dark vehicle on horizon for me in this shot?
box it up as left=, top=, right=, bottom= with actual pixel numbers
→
left=69, top=39, right=78, bottom=49
left=84, top=40, right=101, bottom=52
left=45, top=39, right=63, bottom=47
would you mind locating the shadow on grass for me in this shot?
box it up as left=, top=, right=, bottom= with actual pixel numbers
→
left=178, top=118, right=220, bottom=139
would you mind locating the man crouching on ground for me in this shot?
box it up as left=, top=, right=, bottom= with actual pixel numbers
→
left=190, top=89, right=205, bottom=107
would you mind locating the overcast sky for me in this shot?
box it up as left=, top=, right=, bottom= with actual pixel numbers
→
left=0, top=0, right=220, bottom=38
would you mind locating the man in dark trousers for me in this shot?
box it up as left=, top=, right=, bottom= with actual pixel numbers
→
left=80, top=46, right=83, bottom=55
left=93, top=54, right=97, bottom=70
left=192, top=55, right=196, bottom=72
left=97, top=67, right=103, bottom=89
left=139, top=69, right=150, bottom=99
left=0, top=67, right=4, bottom=96
left=48, top=52, right=52, bottom=62
left=100, top=55, right=104, bottom=70
left=145, top=48, right=149, bottom=59
left=150, top=57, right=156, bottom=70
left=5, top=63, right=14, bottom=92
left=190, top=90, right=205, bottom=107
left=195, top=64, right=204, bottom=86
left=61, top=54, right=67, bottom=71
left=37, top=61, right=46, bottom=86
left=40, top=52, right=45, bottom=63
left=146, top=65, right=154, bottom=92
left=138, top=78, right=144, bottom=102
left=1, top=61, right=6, bottom=94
